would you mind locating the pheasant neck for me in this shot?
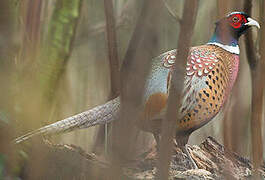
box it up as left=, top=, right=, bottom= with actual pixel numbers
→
left=207, top=32, right=240, bottom=55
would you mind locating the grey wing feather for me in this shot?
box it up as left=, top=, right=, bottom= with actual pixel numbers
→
left=143, top=49, right=176, bottom=103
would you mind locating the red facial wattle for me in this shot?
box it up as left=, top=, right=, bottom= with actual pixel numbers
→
left=228, top=14, right=247, bottom=29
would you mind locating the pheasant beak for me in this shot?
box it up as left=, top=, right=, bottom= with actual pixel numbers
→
left=245, top=17, right=260, bottom=29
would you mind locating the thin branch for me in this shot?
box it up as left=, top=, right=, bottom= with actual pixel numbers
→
left=163, top=0, right=182, bottom=23
left=243, top=0, right=258, bottom=69
left=93, top=0, right=120, bottom=155
left=75, top=0, right=133, bottom=47
left=156, top=0, right=198, bottom=179
left=243, top=0, right=264, bottom=172
left=104, top=0, right=120, bottom=98
left=20, top=0, right=43, bottom=63
left=217, top=0, right=241, bottom=153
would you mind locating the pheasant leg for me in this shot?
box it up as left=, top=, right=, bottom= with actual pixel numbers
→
left=180, top=144, right=198, bottom=169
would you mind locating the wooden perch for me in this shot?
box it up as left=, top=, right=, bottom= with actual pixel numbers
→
left=21, top=137, right=265, bottom=179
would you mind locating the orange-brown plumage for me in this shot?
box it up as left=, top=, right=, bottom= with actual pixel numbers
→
left=137, top=93, right=168, bottom=134
left=176, top=45, right=239, bottom=136
left=137, top=45, right=240, bottom=143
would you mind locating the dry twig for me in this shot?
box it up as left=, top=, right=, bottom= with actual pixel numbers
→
left=163, top=0, right=182, bottom=23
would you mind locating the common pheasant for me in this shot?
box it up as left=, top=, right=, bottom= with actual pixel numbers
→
left=15, top=12, right=260, bottom=165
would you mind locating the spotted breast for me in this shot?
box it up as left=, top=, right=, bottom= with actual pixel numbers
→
left=173, top=45, right=239, bottom=135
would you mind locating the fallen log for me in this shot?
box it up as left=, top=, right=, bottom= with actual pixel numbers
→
left=20, top=137, right=265, bottom=179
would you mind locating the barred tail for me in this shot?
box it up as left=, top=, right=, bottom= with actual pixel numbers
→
left=14, top=97, right=120, bottom=144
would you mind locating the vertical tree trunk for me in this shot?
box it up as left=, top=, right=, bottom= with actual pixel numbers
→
left=109, top=0, right=165, bottom=179
left=93, top=0, right=120, bottom=155
left=20, top=0, right=43, bottom=64
left=38, top=0, right=83, bottom=102
left=244, top=0, right=264, bottom=172
left=217, top=0, right=233, bottom=150
left=156, top=1, right=198, bottom=179
left=104, top=0, right=120, bottom=98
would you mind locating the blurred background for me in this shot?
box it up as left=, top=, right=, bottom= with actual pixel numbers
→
left=0, top=0, right=264, bottom=179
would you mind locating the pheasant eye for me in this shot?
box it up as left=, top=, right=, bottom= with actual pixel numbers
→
left=228, top=14, right=243, bottom=29
left=232, top=16, right=239, bottom=22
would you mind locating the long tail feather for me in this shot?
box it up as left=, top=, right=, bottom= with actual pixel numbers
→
left=14, top=97, right=120, bottom=144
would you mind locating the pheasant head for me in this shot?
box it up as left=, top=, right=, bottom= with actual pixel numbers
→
left=208, top=12, right=260, bottom=54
